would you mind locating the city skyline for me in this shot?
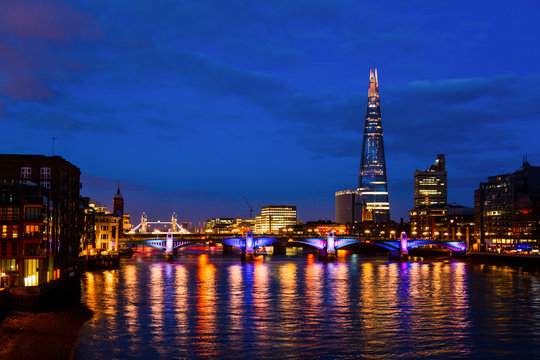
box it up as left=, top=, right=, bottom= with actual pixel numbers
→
left=1, top=1, right=539, bottom=223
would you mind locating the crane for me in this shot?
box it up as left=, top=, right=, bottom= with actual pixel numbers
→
left=242, top=194, right=254, bottom=219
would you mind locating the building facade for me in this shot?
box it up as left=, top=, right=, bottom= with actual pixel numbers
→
left=255, top=205, right=297, bottom=234
left=0, top=155, right=80, bottom=289
left=410, top=204, right=474, bottom=248
left=474, top=162, right=540, bottom=250
left=80, top=199, right=122, bottom=255
left=357, top=69, right=390, bottom=222
left=335, top=189, right=362, bottom=224
left=414, top=154, right=447, bottom=207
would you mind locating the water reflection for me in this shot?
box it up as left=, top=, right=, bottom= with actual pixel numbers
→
left=77, top=254, right=540, bottom=359
left=195, top=254, right=217, bottom=357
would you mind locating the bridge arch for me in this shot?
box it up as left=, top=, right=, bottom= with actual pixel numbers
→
left=364, top=241, right=401, bottom=252
left=407, top=240, right=466, bottom=253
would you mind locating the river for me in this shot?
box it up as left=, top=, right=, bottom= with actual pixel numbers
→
left=75, top=249, right=540, bottom=359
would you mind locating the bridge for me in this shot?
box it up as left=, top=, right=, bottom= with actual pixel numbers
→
left=121, top=230, right=466, bottom=261
left=130, top=213, right=190, bottom=234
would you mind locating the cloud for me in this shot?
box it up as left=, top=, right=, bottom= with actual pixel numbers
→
left=0, top=0, right=100, bottom=41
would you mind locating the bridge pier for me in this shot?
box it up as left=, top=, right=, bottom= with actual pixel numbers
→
left=242, top=231, right=255, bottom=262
left=317, top=248, right=337, bottom=261
left=222, top=244, right=233, bottom=255
left=165, top=233, right=174, bottom=262
left=272, top=241, right=287, bottom=255
left=399, top=232, right=409, bottom=260
left=241, top=250, right=255, bottom=262
left=318, top=231, right=337, bottom=261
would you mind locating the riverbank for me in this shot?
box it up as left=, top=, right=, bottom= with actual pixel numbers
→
left=468, top=252, right=540, bottom=267
left=0, top=302, right=92, bottom=360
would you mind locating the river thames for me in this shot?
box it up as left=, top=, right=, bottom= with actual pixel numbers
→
left=75, top=249, right=540, bottom=359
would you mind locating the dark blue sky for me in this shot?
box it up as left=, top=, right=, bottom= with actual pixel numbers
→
left=1, top=0, right=539, bottom=226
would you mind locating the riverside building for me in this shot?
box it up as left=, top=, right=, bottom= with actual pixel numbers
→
left=255, top=205, right=297, bottom=234
left=0, top=155, right=81, bottom=294
left=80, top=199, right=121, bottom=256
left=474, top=161, right=540, bottom=250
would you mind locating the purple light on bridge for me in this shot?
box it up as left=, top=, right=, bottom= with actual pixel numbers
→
left=245, top=231, right=254, bottom=253
left=400, top=232, right=408, bottom=254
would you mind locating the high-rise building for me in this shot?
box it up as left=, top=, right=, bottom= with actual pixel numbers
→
left=414, top=154, right=447, bottom=207
left=474, top=161, right=540, bottom=250
left=335, top=190, right=361, bottom=224
left=255, top=205, right=297, bottom=234
left=357, top=69, right=390, bottom=222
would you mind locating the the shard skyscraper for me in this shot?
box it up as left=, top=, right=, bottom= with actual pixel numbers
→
left=357, top=69, right=390, bottom=222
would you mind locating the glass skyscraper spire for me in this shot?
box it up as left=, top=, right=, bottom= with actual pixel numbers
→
left=358, top=69, right=390, bottom=222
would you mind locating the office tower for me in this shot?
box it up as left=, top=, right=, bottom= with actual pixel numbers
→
left=255, top=205, right=297, bottom=234
left=357, top=69, right=390, bottom=222
left=335, top=190, right=362, bottom=224
left=414, top=154, right=447, bottom=207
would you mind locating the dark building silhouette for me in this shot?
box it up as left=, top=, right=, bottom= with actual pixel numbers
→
left=357, top=69, right=390, bottom=222
left=335, top=190, right=361, bottom=224
left=113, top=184, right=124, bottom=217
left=414, top=154, right=447, bottom=207
left=0, top=154, right=81, bottom=297
left=474, top=161, right=540, bottom=250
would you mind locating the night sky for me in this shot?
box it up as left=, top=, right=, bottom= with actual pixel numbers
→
left=1, top=0, right=539, bottom=226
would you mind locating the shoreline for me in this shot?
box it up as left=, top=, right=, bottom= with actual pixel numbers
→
left=0, top=301, right=93, bottom=360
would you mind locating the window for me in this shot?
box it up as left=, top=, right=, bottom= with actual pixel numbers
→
left=101, top=234, right=108, bottom=240
left=0, top=243, right=17, bottom=257
left=21, top=167, right=31, bottom=179
left=1, top=225, right=18, bottom=238
left=101, top=242, right=108, bottom=249
left=24, top=259, right=39, bottom=286
left=40, top=181, right=51, bottom=189
left=25, top=207, right=41, bottom=221
left=40, top=167, right=51, bottom=179
left=101, top=226, right=108, bottom=231
left=24, top=243, right=41, bottom=256
left=25, top=225, right=41, bottom=237
left=0, top=208, right=19, bottom=221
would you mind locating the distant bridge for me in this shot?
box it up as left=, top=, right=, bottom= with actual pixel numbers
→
left=121, top=231, right=466, bottom=261
left=130, top=213, right=190, bottom=234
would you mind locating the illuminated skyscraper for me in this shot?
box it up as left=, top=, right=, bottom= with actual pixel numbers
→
left=357, top=69, right=390, bottom=222
left=414, top=154, right=447, bottom=207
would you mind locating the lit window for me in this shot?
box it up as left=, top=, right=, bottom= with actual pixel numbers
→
left=21, top=167, right=31, bottom=179
left=40, top=167, right=51, bottom=179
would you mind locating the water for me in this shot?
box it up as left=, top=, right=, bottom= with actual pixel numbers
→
left=76, top=250, right=540, bottom=359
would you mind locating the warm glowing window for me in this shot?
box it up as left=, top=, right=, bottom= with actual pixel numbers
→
left=1, top=225, right=18, bottom=238
left=25, top=224, right=40, bottom=236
